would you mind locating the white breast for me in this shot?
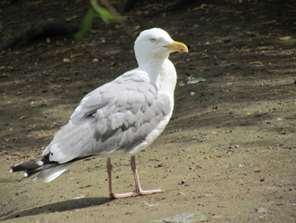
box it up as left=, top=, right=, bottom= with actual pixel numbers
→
left=129, top=59, right=177, bottom=155
left=157, top=59, right=177, bottom=101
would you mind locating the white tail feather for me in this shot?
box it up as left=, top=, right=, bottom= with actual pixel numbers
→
left=33, top=165, right=68, bottom=183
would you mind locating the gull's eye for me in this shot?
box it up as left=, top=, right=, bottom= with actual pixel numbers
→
left=149, top=38, right=157, bottom=43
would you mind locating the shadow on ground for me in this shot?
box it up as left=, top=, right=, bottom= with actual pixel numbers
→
left=1, top=197, right=111, bottom=221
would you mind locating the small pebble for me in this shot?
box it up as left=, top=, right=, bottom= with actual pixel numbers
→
left=179, top=180, right=185, bottom=185
left=256, top=207, right=267, bottom=214
left=254, top=168, right=261, bottom=173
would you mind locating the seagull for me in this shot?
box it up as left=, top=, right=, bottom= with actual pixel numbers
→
left=10, top=28, right=188, bottom=199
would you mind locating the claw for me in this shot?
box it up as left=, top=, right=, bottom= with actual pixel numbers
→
left=110, top=188, right=162, bottom=199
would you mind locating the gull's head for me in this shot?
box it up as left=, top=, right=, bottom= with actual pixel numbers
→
left=134, top=28, right=188, bottom=66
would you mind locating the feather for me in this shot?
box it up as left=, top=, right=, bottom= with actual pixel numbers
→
left=33, top=165, right=68, bottom=183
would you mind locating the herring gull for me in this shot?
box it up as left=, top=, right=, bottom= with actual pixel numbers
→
left=10, top=28, right=188, bottom=199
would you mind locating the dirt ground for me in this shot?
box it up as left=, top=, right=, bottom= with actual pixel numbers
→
left=0, top=1, right=296, bottom=222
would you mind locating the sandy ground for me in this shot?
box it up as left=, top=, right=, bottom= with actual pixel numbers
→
left=0, top=1, right=296, bottom=222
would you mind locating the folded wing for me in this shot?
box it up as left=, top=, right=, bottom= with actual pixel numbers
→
left=42, top=71, right=171, bottom=164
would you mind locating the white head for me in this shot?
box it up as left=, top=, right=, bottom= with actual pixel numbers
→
left=134, top=28, right=188, bottom=68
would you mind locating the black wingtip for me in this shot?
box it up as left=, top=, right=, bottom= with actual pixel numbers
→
left=9, top=163, right=25, bottom=172
left=9, top=164, right=20, bottom=173
left=9, top=159, right=44, bottom=174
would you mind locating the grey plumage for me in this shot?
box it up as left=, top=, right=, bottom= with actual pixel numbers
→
left=11, top=69, right=171, bottom=182
left=44, top=70, right=171, bottom=162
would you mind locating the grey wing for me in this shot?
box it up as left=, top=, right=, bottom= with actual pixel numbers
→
left=70, top=69, right=148, bottom=123
left=92, top=84, right=171, bottom=154
left=43, top=71, right=171, bottom=163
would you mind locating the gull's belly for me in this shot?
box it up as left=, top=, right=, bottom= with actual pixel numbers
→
left=128, top=111, right=172, bottom=155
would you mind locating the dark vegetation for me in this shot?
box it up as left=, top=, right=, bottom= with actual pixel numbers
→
left=0, top=0, right=295, bottom=50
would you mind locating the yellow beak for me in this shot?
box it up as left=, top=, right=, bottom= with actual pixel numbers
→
left=166, top=40, right=189, bottom=53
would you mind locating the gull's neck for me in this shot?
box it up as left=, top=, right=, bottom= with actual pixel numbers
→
left=138, top=58, right=166, bottom=83
left=138, top=57, right=177, bottom=102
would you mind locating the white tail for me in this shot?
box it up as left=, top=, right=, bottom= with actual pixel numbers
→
left=33, top=165, right=68, bottom=183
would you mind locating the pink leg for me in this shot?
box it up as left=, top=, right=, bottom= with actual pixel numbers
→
left=107, top=157, right=137, bottom=199
left=106, top=156, right=161, bottom=199
left=131, top=156, right=162, bottom=195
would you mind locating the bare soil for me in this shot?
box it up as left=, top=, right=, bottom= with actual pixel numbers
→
left=0, top=1, right=296, bottom=222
